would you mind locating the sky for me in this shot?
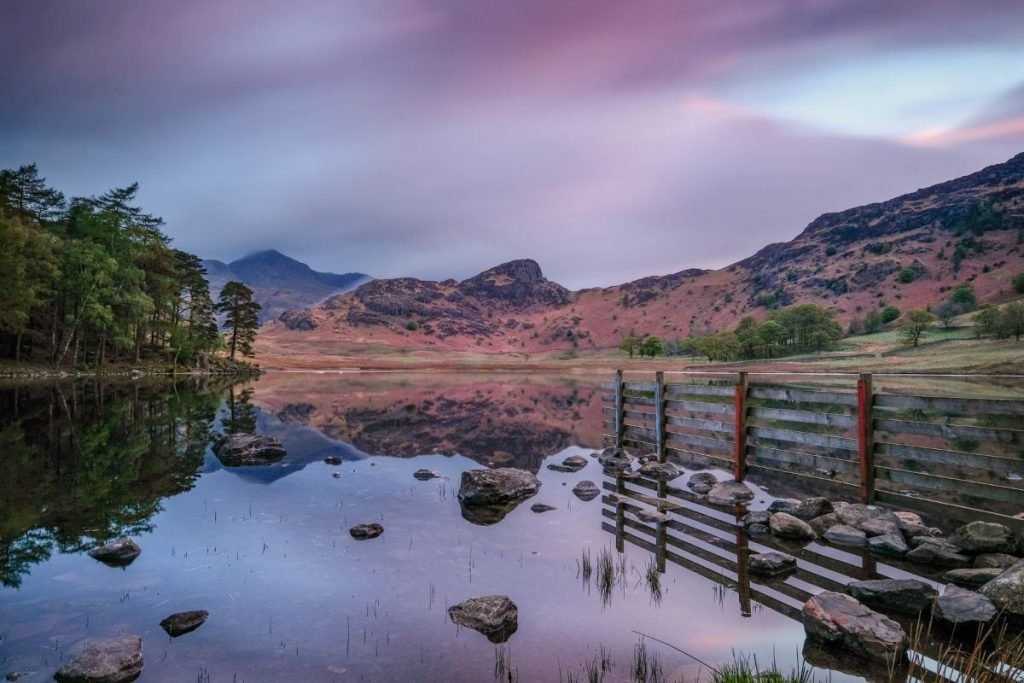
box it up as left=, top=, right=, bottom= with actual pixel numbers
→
left=2, top=0, right=1023, bottom=289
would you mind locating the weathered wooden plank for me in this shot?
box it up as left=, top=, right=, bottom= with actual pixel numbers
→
left=748, top=386, right=858, bottom=407
left=747, top=463, right=859, bottom=492
left=875, top=467, right=1024, bottom=505
left=665, top=384, right=736, bottom=398
left=749, top=425, right=857, bottom=451
left=663, top=444, right=734, bottom=470
left=874, top=490, right=1024, bottom=533
left=875, top=441, right=1024, bottom=478
left=665, top=398, right=735, bottom=416
left=747, top=445, right=859, bottom=476
left=874, top=418, right=1024, bottom=447
left=749, top=406, right=857, bottom=430
left=623, top=381, right=656, bottom=392
left=623, top=396, right=656, bottom=407
left=668, top=430, right=733, bottom=454
left=666, top=414, right=732, bottom=434
left=601, top=393, right=615, bottom=403
left=874, top=393, right=1024, bottom=416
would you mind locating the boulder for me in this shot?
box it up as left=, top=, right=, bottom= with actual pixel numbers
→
left=973, top=552, right=1020, bottom=569
left=748, top=524, right=770, bottom=536
left=848, top=579, right=937, bottom=616
left=893, top=511, right=924, bottom=528
left=639, top=462, right=682, bottom=481
left=349, top=523, right=384, bottom=540
left=868, top=532, right=909, bottom=558
left=948, top=522, right=1017, bottom=554
left=213, top=433, right=286, bottom=467
left=413, top=469, right=440, bottom=481
left=933, top=585, right=997, bottom=626
left=748, top=552, right=797, bottom=578
left=809, top=513, right=841, bottom=536
left=323, top=456, right=342, bottom=465
left=687, top=472, right=718, bottom=494
left=824, top=524, right=867, bottom=547
left=448, top=595, right=518, bottom=644
left=741, top=511, right=771, bottom=528
left=635, top=509, right=669, bottom=524
left=794, top=497, right=834, bottom=521
left=87, top=539, right=142, bottom=568
left=597, top=449, right=633, bottom=472
left=943, top=568, right=1003, bottom=589
left=561, top=455, right=588, bottom=471
left=978, top=558, right=1024, bottom=617
left=572, top=480, right=600, bottom=502
left=159, top=611, right=208, bottom=637
left=802, top=592, right=908, bottom=664
left=706, top=481, right=755, bottom=507
left=906, top=542, right=973, bottom=569
left=530, top=503, right=556, bottom=513
left=458, top=468, right=541, bottom=507
left=54, top=635, right=143, bottom=683
left=768, top=499, right=801, bottom=515
left=860, top=519, right=900, bottom=538
left=833, top=503, right=901, bottom=532
left=770, top=513, right=816, bottom=541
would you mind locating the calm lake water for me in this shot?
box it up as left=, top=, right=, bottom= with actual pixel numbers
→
left=0, top=372, right=858, bottom=682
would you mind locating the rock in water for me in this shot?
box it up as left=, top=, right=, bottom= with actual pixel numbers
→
left=530, top=503, right=556, bottom=513
left=949, top=522, right=1017, bottom=554
left=323, top=456, right=343, bottom=465
left=768, top=499, right=801, bottom=515
left=943, top=568, right=1003, bottom=589
left=794, top=497, right=834, bottom=521
left=770, top=513, right=817, bottom=541
left=748, top=552, right=797, bottom=578
left=349, top=523, right=384, bottom=540
left=458, top=468, right=540, bottom=506
left=572, top=480, right=601, bottom=501
left=635, top=509, right=668, bottom=524
left=87, top=539, right=141, bottom=568
left=558, top=455, right=588, bottom=472
left=706, top=481, right=755, bottom=507
left=979, top=558, right=1024, bottom=617
left=639, top=462, right=682, bottom=480
left=802, top=592, right=908, bottom=664
left=741, top=511, right=771, bottom=528
left=413, top=469, right=440, bottom=481
left=213, top=433, right=286, bottom=467
left=159, top=611, right=208, bottom=637
left=448, top=595, right=518, bottom=643
left=933, top=585, right=997, bottom=626
left=54, top=635, right=143, bottom=683
left=848, top=579, right=937, bottom=616
left=868, top=532, right=908, bottom=557
left=824, top=524, right=867, bottom=547
left=906, top=542, right=972, bottom=568
left=597, top=448, right=633, bottom=472
left=973, top=553, right=1020, bottom=569
left=687, top=471, right=718, bottom=494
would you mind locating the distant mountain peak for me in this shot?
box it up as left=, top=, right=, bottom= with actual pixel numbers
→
left=473, top=258, right=545, bottom=284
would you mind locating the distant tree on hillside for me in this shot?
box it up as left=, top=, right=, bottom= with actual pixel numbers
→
left=217, top=281, right=261, bottom=360
left=618, top=335, right=642, bottom=359
left=1013, top=272, right=1024, bottom=295
left=640, top=335, right=665, bottom=358
left=880, top=306, right=901, bottom=325
left=897, top=310, right=936, bottom=347
left=948, top=282, right=977, bottom=311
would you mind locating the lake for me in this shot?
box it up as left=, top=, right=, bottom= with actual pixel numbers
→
left=1, top=372, right=867, bottom=682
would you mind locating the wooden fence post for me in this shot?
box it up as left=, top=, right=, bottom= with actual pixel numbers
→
left=734, top=371, right=748, bottom=481
left=655, top=370, right=666, bottom=463
left=614, top=369, right=625, bottom=448
left=857, top=373, right=875, bottom=504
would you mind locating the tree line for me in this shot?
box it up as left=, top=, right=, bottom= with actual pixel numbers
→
left=0, top=164, right=260, bottom=367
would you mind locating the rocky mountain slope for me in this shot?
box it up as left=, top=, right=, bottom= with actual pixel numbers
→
left=258, top=152, right=1024, bottom=357
left=204, top=250, right=369, bottom=323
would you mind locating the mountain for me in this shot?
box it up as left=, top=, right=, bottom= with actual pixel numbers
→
left=257, top=152, right=1024, bottom=358
left=203, top=250, right=370, bottom=323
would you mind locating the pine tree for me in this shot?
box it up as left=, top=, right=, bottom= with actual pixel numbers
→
left=216, top=281, right=261, bottom=360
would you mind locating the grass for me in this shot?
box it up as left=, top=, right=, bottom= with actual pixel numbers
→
left=906, top=619, right=1024, bottom=683
left=596, top=546, right=616, bottom=605
left=578, top=548, right=593, bottom=582
left=710, top=653, right=815, bottom=683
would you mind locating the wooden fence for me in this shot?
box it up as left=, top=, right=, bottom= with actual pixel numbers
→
left=601, top=371, right=1024, bottom=532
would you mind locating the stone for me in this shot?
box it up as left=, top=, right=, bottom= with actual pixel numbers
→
left=687, top=472, right=718, bottom=494
left=54, top=635, right=143, bottom=683
left=802, top=592, right=908, bottom=664
left=868, top=532, right=909, bottom=558
left=794, top=497, right=834, bottom=521
left=748, top=552, right=797, bottom=578
left=906, top=542, right=973, bottom=569
left=848, top=579, right=937, bottom=616
left=639, top=462, right=682, bottom=480
left=349, top=523, right=384, bottom=540
left=808, top=513, right=841, bottom=536
left=893, top=511, right=924, bottom=528
left=572, top=480, right=600, bottom=501
left=448, top=595, right=518, bottom=643
left=562, top=454, right=588, bottom=470
left=741, top=511, right=771, bottom=528
left=323, top=456, right=343, bottom=465
left=943, top=568, right=1003, bottom=589
left=824, top=524, right=867, bottom=547
left=948, top=522, right=1017, bottom=554
left=87, top=539, right=141, bottom=568
left=833, top=503, right=901, bottom=532
left=770, top=512, right=816, bottom=541
left=597, top=449, right=633, bottom=472
left=413, top=469, right=440, bottom=481
left=635, top=509, right=668, bottom=524
left=458, top=468, right=541, bottom=507
left=973, top=552, right=1019, bottom=569
left=530, top=503, right=556, bottom=513
left=706, top=481, right=755, bottom=507
left=748, top=524, right=770, bottom=536
left=159, top=611, right=208, bottom=637
left=332, top=472, right=341, bottom=479
left=213, top=433, right=286, bottom=466
left=933, top=585, right=997, bottom=626
left=978, top=558, right=1024, bottom=617
left=768, top=499, right=801, bottom=515
left=860, top=519, right=900, bottom=538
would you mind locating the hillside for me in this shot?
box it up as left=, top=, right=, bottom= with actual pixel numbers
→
left=204, top=250, right=369, bottom=323
left=257, top=152, right=1024, bottom=364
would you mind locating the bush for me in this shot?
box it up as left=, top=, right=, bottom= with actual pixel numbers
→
left=898, top=268, right=917, bottom=283
left=825, top=245, right=837, bottom=257
left=1014, top=272, right=1024, bottom=294
left=880, top=305, right=901, bottom=324
left=405, top=321, right=418, bottom=331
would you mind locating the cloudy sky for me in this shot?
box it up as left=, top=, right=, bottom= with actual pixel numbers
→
left=2, top=1, right=1023, bottom=288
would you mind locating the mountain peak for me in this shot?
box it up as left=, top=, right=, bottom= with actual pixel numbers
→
left=473, top=259, right=545, bottom=284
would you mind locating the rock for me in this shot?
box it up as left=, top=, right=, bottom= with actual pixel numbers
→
left=413, top=469, right=440, bottom=481
left=893, top=511, right=924, bottom=528
left=833, top=503, right=901, bottom=532
left=906, top=542, right=973, bottom=568
left=687, top=472, right=718, bottom=494
left=448, top=595, right=518, bottom=643
left=323, top=456, right=343, bottom=465
left=943, top=568, right=1003, bottom=589
left=848, top=579, right=937, bottom=616
left=349, top=523, right=384, bottom=540
left=748, top=524, right=770, bottom=536
left=770, top=513, right=816, bottom=541
left=572, top=480, right=600, bottom=501
left=639, top=462, right=682, bottom=480
left=597, top=449, right=633, bottom=472
left=635, top=509, right=668, bottom=524
left=868, top=532, right=909, bottom=557
left=87, top=538, right=141, bottom=567
left=860, top=519, right=900, bottom=538
left=748, top=552, right=797, bottom=578
left=802, top=639, right=907, bottom=682
left=802, top=592, right=907, bottom=664
left=794, top=497, right=834, bottom=520
left=332, top=472, right=342, bottom=479
left=530, top=503, right=556, bottom=513
left=933, top=585, right=997, bottom=626
left=768, top=499, right=801, bottom=515
left=54, top=635, right=143, bottom=683
left=159, top=611, right=208, bottom=637
left=6, top=673, right=25, bottom=681
left=973, top=552, right=1019, bottom=569
left=949, top=522, right=1017, bottom=554
left=741, top=511, right=771, bottom=528
left=706, top=481, right=755, bottom=507
left=825, top=524, right=867, bottom=547
left=458, top=468, right=541, bottom=507
left=809, top=513, right=841, bottom=536
left=213, top=433, right=286, bottom=466
left=978, top=558, right=1024, bottom=617
left=547, top=455, right=588, bottom=473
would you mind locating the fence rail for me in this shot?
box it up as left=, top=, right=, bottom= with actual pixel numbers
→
left=603, top=370, right=1024, bottom=532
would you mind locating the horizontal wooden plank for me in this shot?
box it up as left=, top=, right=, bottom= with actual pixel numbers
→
left=668, top=430, right=732, bottom=454
left=666, top=414, right=732, bottom=434
left=876, top=466, right=1024, bottom=505
left=749, top=425, right=857, bottom=452
left=601, top=393, right=615, bottom=403
left=749, top=406, right=857, bottom=430
left=747, top=463, right=858, bottom=493
left=874, top=490, right=1024, bottom=533
left=748, top=386, right=858, bottom=408
left=874, top=418, right=1024, bottom=447
left=624, top=381, right=656, bottom=392
left=663, top=444, right=734, bottom=470
left=874, top=393, right=1024, bottom=416
left=747, top=445, right=859, bottom=476
left=875, top=441, right=1024, bottom=478
left=665, top=384, right=736, bottom=398
left=623, top=396, right=656, bottom=407
left=665, top=398, right=735, bottom=416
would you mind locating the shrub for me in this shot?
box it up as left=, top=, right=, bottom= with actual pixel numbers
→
left=825, top=245, right=837, bottom=257
left=898, top=268, right=917, bottom=283
left=880, top=305, right=901, bottom=324
left=1014, top=272, right=1024, bottom=294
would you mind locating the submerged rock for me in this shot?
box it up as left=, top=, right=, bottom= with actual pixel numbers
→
left=706, top=481, right=755, bottom=507
left=748, top=552, right=797, bottom=578
left=848, top=579, right=937, bottom=616
left=949, top=522, right=1017, bottom=554
left=687, top=471, right=718, bottom=494
left=349, top=523, right=384, bottom=540
left=87, top=538, right=142, bottom=568
left=213, top=433, right=286, bottom=467
left=448, top=595, right=518, bottom=643
left=802, top=592, right=908, bottom=664
left=159, top=611, right=208, bottom=637
left=54, top=635, right=143, bottom=683
left=413, top=469, right=440, bottom=481
left=572, top=480, right=601, bottom=501
left=770, top=513, right=816, bottom=541
left=530, top=503, right=556, bottom=513
left=933, top=585, right=997, bottom=626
